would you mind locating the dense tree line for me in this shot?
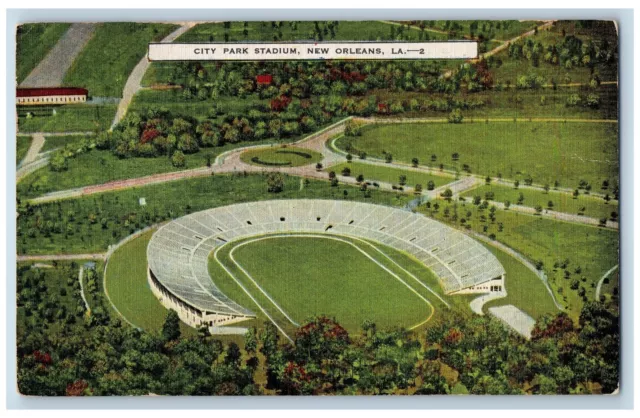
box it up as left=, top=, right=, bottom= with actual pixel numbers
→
left=17, top=263, right=618, bottom=396
left=166, top=59, right=493, bottom=100
left=507, top=34, right=616, bottom=72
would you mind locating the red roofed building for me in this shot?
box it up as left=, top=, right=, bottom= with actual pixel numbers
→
left=256, top=74, right=272, bottom=85
left=16, top=87, right=88, bottom=106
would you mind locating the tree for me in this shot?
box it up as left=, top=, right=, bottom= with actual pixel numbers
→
left=267, top=172, right=285, bottom=193
left=573, top=189, right=579, bottom=199
left=448, top=108, right=463, bottom=123
left=315, top=162, right=323, bottom=171
left=346, top=153, right=353, bottom=162
left=385, top=153, right=393, bottom=163
left=547, top=200, right=554, bottom=209
left=441, top=188, right=453, bottom=201
left=329, top=171, right=336, bottom=179
left=414, top=184, right=423, bottom=194
left=411, top=157, right=419, bottom=167
left=341, top=167, right=351, bottom=177
left=171, top=150, right=186, bottom=168
left=356, top=174, right=365, bottom=183
left=514, top=180, right=520, bottom=189
left=504, top=200, right=511, bottom=209
left=162, top=310, right=181, bottom=342
left=535, top=205, right=543, bottom=214
left=50, top=152, right=68, bottom=172
left=399, top=175, right=407, bottom=185
left=427, top=180, right=435, bottom=191
left=485, top=176, right=491, bottom=185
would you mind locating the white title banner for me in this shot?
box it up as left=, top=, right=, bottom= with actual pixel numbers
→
left=148, top=42, right=478, bottom=61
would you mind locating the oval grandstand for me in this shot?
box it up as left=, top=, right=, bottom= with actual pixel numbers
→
left=147, top=199, right=506, bottom=330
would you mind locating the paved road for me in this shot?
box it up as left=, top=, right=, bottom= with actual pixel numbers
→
left=20, top=23, right=97, bottom=88
left=17, top=253, right=106, bottom=262
left=110, top=22, right=198, bottom=129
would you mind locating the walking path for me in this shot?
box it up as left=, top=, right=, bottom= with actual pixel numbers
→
left=20, top=133, right=45, bottom=165
left=595, top=264, right=619, bottom=300
left=17, top=253, right=106, bottom=262
left=78, top=266, right=90, bottom=311
left=20, top=23, right=97, bottom=88
left=16, top=132, right=96, bottom=182
left=474, top=20, right=556, bottom=61
left=110, top=22, right=198, bottom=129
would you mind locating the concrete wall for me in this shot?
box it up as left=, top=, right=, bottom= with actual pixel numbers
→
left=147, top=267, right=251, bottom=329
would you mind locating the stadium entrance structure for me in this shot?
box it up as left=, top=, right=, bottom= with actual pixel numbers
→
left=147, top=200, right=506, bottom=332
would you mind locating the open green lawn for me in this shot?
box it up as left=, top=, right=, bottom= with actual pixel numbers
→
left=462, top=184, right=618, bottom=220
left=17, top=105, right=116, bottom=133
left=40, top=135, right=85, bottom=152
left=17, top=139, right=285, bottom=199
left=337, top=122, right=618, bottom=188
left=63, top=23, right=178, bottom=97
left=16, top=136, right=32, bottom=165
left=326, top=161, right=453, bottom=189
left=481, top=244, right=558, bottom=319
left=211, top=234, right=441, bottom=334
left=177, top=20, right=447, bottom=43
left=18, top=173, right=412, bottom=255
left=241, top=146, right=323, bottom=167
left=418, top=200, right=619, bottom=319
left=16, top=23, right=70, bottom=83
left=104, top=229, right=196, bottom=335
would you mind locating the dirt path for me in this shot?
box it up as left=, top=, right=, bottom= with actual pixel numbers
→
left=110, top=22, right=198, bottom=129
left=19, top=133, right=45, bottom=166
left=595, top=265, right=619, bottom=300
left=20, top=23, right=97, bottom=88
left=17, top=253, right=106, bottom=262
left=474, top=20, right=556, bottom=61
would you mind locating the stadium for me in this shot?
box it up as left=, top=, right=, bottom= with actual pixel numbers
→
left=147, top=199, right=506, bottom=336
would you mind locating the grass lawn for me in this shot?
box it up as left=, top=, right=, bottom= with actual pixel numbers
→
left=418, top=200, right=619, bottom=319
left=177, top=21, right=448, bottom=43
left=63, top=23, right=178, bottom=97
left=17, top=136, right=32, bottom=164
left=104, top=229, right=196, bottom=335
left=211, top=235, right=438, bottom=334
left=17, top=139, right=285, bottom=198
left=40, top=135, right=85, bottom=152
left=240, top=146, right=323, bottom=167
left=338, top=121, right=618, bottom=189
left=16, top=23, right=70, bottom=84
left=17, top=105, right=116, bottom=133
left=18, top=173, right=412, bottom=255
left=481, top=244, right=558, bottom=319
left=462, top=184, right=619, bottom=220
left=326, top=161, right=453, bottom=189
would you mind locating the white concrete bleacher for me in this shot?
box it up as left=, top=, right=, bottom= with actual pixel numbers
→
left=147, top=199, right=506, bottom=327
